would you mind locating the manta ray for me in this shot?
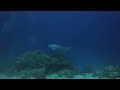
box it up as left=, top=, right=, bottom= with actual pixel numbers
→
left=48, top=44, right=72, bottom=56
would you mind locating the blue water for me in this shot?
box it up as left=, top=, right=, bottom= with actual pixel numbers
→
left=0, top=11, right=120, bottom=72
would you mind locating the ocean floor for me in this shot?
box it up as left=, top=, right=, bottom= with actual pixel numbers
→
left=0, top=73, right=12, bottom=79
left=0, top=73, right=109, bottom=79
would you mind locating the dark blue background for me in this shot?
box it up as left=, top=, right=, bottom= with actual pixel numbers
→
left=0, top=11, right=120, bottom=70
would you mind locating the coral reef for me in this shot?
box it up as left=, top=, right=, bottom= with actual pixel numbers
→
left=46, top=55, right=73, bottom=73
left=74, top=73, right=99, bottom=79
left=9, top=49, right=120, bottom=79
left=7, top=50, right=74, bottom=79
left=95, top=65, right=120, bottom=79
left=45, top=74, right=60, bottom=79
left=45, top=69, right=77, bottom=79
left=15, top=50, right=51, bottom=70
left=56, top=69, right=77, bottom=78
left=79, top=65, right=96, bottom=74
left=13, top=68, right=46, bottom=79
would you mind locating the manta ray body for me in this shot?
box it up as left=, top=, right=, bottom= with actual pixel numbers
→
left=48, top=44, right=71, bottom=55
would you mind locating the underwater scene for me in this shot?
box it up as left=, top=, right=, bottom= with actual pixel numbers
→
left=0, top=11, right=120, bottom=79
